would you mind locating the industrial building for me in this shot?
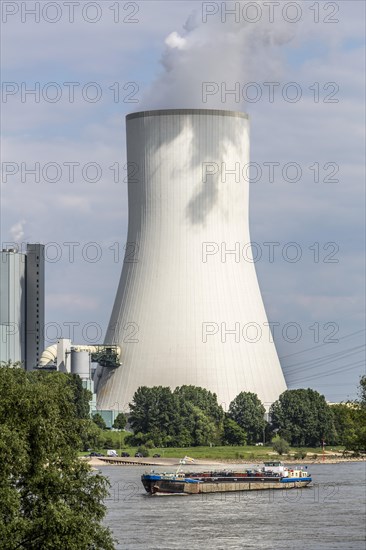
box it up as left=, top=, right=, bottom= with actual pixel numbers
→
left=95, top=109, right=287, bottom=412
left=0, top=244, right=119, bottom=423
left=0, top=244, right=45, bottom=369
left=39, top=339, right=120, bottom=422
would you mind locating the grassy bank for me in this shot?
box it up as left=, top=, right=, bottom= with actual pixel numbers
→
left=111, top=445, right=342, bottom=461
left=80, top=431, right=345, bottom=460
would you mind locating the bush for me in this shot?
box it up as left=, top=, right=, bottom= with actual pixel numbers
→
left=125, top=432, right=145, bottom=446
left=312, top=454, right=318, bottom=459
left=272, top=438, right=290, bottom=456
left=294, top=451, right=307, bottom=460
left=124, top=433, right=135, bottom=446
left=137, top=446, right=149, bottom=457
left=103, top=438, right=114, bottom=449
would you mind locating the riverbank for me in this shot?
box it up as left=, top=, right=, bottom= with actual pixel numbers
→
left=84, top=455, right=366, bottom=468
left=226, top=456, right=366, bottom=465
left=81, top=443, right=357, bottom=462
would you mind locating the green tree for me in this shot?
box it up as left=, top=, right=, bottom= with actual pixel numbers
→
left=348, top=423, right=366, bottom=453
left=272, top=438, right=290, bottom=456
left=0, top=366, right=115, bottom=550
left=341, top=407, right=366, bottom=453
left=270, top=389, right=336, bottom=447
left=79, top=419, right=105, bottom=452
left=112, top=412, right=127, bottom=430
left=124, top=432, right=144, bottom=447
left=339, top=376, right=366, bottom=453
left=175, top=402, right=216, bottom=446
left=227, top=392, right=266, bottom=444
left=223, top=417, right=247, bottom=445
left=129, top=386, right=225, bottom=447
left=66, top=373, right=92, bottom=419
left=186, top=404, right=218, bottom=446
left=129, top=386, right=179, bottom=445
left=331, top=404, right=357, bottom=446
left=174, top=385, right=225, bottom=424
left=358, top=375, right=366, bottom=405
left=93, top=413, right=107, bottom=430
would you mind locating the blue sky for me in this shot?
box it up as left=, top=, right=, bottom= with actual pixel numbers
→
left=1, top=0, right=365, bottom=401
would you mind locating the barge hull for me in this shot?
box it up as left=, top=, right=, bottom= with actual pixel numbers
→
left=144, top=479, right=312, bottom=495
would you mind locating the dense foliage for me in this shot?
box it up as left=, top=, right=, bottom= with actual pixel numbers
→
left=358, top=375, right=366, bottom=405
left=270, top=388, right=336, bottom=447
left=128, top=385, right=224, bottom=447
left=113, top=412, right=127, bottom=430
left=272, top=438, right=290, bottom=456
left=330, top=404, right=366, bottom=452
left=227, top=392, right=266, bottom=445
left=67, top=373, right=92, bottom=419
left=223, top=417, right=247, bottom=445
left=93, top=413, right=107, bottom=430
left=0, top=366, right=115, bottom=550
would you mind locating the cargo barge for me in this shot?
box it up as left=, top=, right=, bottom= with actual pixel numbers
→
left=141, top=461, right=312, bottom=495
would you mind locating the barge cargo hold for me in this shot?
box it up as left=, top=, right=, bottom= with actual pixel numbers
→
left=141, top=462, right=312, bottom=495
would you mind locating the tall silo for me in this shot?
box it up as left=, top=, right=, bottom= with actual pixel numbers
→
left=96, top=109, right=287, bottom=410
left=0, top=248, right=26, bottom=365
left=70, top=349, right=90, bottom=379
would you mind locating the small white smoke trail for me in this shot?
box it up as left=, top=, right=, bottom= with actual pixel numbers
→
left=10, top=220, right=26, bottom=242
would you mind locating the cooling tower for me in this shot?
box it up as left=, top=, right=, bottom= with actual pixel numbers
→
left=96, top=109, right=287, bottom=410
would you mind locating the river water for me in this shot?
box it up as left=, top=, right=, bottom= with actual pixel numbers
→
left=102, top=462, right=365, bottom=549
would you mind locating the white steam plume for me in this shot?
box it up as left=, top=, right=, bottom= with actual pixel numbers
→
left=141, top=2, right=296, bottom=110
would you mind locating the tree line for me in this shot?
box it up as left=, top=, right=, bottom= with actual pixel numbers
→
left=125, top=378, right=366, bottom=451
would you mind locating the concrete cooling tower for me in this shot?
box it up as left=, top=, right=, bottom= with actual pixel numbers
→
left=96, top=109, right=287, bottom=411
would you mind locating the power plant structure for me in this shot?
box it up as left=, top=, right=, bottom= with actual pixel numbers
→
left=95, top=109, right=287, bottom=411
left=38, top=339, right=121, bottom=422
left=0, top=244, right=45, bottom=368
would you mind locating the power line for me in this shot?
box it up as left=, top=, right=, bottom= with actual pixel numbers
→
left=287, top=360, right=364, bottom=383
left=286, top=360, right=365, bottom=385
left=279, top=328, right=365, bottom=361
left=314, top=383, right=361, bottom=387
left=283, top=344, right=365, bottom=372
